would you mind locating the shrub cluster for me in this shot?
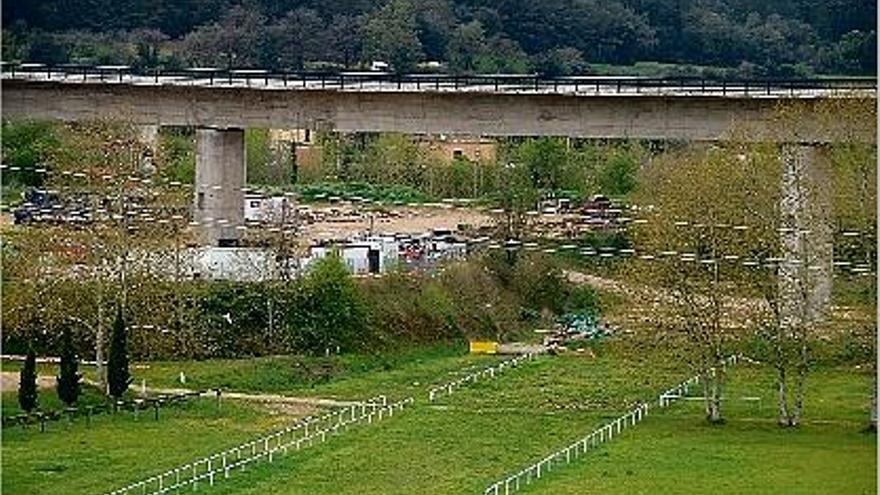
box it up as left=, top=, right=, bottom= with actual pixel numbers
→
left=3, top=253, right=599, bottom=360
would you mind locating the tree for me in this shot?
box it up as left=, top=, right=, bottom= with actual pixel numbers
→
left=179, top=6, right=267, bottom=68
left=266, top=8, right=326, bottom=70
left=415, top=0, right=456, bottom=60
left=446, top=21, right=487, bottom=74
left=56, top=326, right=82, bottom=406
left=473, top=36, right=531, bottom=74
left=107, top=304, right=132, bottom=399
left=731, top=99, right=876, bottom=427
left=327, top=15, right=366, bottom=68
left=534, top=47, right=586, bottom=76
left=495, top=160, right=539, bottom=240
left=292, top=254, right=368, bottom=354
left=362, top=0, right=423, bottom=72
left=515, top=137, right=566, bottom=191
left=597, top=145, right=641, bottom=197
left=18, top=346, right=39, bottom=413
left=631, top=146, right=758, bottom=423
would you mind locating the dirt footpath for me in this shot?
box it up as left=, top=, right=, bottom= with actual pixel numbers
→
left=0, top=372, right=56, bottom=392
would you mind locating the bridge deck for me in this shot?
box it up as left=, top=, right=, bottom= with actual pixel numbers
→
left=2, top=67, right=875, bottom=99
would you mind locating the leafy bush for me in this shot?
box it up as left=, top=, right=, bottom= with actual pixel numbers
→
left=289, top=254, right=368, bottom=354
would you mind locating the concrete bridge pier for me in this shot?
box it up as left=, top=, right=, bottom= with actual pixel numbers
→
left=779, top=144, right=833, bottom=328
left=137, top=124, right=160, bottom=175
left=194, top=127, right=246, bottom=246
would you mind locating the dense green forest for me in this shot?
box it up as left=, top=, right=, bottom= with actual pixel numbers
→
left=3, top=0, right=876, bottom=76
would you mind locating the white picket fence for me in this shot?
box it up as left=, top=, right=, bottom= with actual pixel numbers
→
left=482, top=355, right=741, bottom=495
left=428, top=352, right=541, bottom=402
left=105, top=395, right=413, bottom=495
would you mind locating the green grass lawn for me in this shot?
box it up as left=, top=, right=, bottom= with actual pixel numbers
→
left=519, top=364, right=877, bottom=495
left=0, top=345, right=495, bottom=495
left=1, top=346, right=874, bottom=495
left=1, top=344, right=495, bottom=401
left=1, top=398, right=295, bottom=495
left=124, top=345, right=497, bottom=401
left=164, top=351, right=692, bottom=495
left=2, top=384, right=109, bottom=417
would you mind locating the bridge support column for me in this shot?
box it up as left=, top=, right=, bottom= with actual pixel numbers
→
left=138, top=124, right=160, bottom=151
left=194, top=127, right=246, bottom=246
left=138, top=125, right=160, bottom=176
left=779, top=144, right=833, bottom=327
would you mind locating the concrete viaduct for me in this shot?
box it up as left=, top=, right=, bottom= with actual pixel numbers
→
left=2, top=68, right=876, bottom=326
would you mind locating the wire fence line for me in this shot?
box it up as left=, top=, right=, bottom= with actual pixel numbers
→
left=482, top=354, right=741, bottom=495
left=103, top=395, right=414, bottom=495
left=428, top=352, right=542, bottom=402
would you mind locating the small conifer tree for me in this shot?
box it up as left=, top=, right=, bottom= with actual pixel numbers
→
left=56, top=326, right=82, bottom=406
left=107, top=305, right=132, bottom=399
left=18, top=346, right=39, bottom=413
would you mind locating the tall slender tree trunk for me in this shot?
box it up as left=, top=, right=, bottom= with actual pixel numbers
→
left=791, top=333, right=809, bottom=426
left=95, top=267, right=106, bottom=394
left=776, top=364, right=791, bottom=426
left=702, top=368, right=723, bottom=423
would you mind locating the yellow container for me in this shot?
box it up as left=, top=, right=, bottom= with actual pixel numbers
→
left=469, top=341, right=499, bottom=354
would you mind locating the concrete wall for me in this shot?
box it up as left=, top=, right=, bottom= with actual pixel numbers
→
left=418, top=136, right=498, bottom=162
left=6, top=80, right=872, bottom=142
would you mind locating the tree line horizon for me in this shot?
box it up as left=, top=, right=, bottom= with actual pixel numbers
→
left=3, top=0, right=876, bottom=77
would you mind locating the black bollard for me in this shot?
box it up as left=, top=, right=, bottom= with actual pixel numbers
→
left=39, top=413, right=46, bottom=433
left=154, top=401, right=160, bottom=421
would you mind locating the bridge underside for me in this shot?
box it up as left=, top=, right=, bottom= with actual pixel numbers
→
left=5, top=79, right=871, bottom=142
left=4, top=80, right=873, bottom=326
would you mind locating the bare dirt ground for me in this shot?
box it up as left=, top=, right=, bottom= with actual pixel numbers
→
left=565, top=269, right=870, bottom=336
left=0, top=372, right=345, bottom=419
left=300, top=205, right=492, bottom=244
left=0, top=372, right=56, bottom=393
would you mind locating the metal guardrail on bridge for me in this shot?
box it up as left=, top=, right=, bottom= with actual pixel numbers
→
left=2, top=62, right=876, bottom=97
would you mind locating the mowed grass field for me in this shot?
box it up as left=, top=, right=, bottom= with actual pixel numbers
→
left=0, top=347, right=494, bottom=495
left=520, top=364, right=877, bottom=495
left=2, top=345, right=875, bottom=495
left=1, top=398, right=293, bottom=495
left=190, top=356, right=876, bottom=495
left=0, top=344, right=495, bottom=400
left=167, top=351, right=694, bottom=495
